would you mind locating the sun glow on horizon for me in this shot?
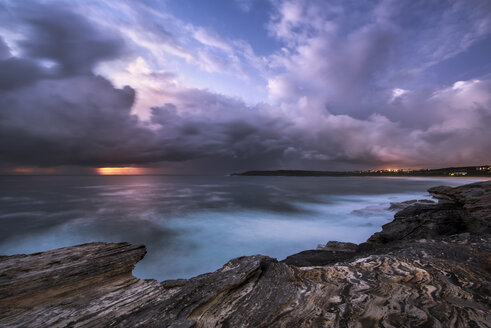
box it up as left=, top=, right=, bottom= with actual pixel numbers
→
left=12, top=168, right=34, bottom=173
left=9, top=168, right=55, bottom=174
left=96, top=167, right=146, bottom=175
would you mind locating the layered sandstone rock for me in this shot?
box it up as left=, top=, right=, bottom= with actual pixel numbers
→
left=1, top=181, right=490, bottom=327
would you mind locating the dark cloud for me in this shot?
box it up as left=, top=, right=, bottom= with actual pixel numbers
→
left=149, top=100, right=292, bottom=163
left=0, top=4, right=150, bottom=167
left=0, top=37, right=10, bottom=59
left=0, top=36, right=48, bottom=90
left=0, top=57, right=46, bottom=90
left=0, top=52, right=288, bottom=168
left=0, top=2, right=125, bottom=90
left=16, top=4, right=125, bottom=76
left=0, top=76, right=156, bottom=166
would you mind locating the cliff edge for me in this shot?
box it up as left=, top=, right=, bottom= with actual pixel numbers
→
left=1, top=181, right=490, bottom=327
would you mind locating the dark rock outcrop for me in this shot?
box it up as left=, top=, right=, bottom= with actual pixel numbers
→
left=282, top=249, right=356, bottom=267
left=1, top=181, right=490, bottom=327
left=368, top=181, right=490, bottom=244
left=283, top=242, right=358, bottom=267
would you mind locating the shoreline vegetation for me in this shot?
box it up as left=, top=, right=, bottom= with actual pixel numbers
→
left=1, top=180, right=490, bottom=327
left=231, top=165, right=491, bottom=177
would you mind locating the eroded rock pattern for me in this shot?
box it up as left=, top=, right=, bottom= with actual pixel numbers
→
left=1, top=181, right=490, bottom=327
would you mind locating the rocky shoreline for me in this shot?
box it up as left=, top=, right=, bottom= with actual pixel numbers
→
left=1, top=181, right=490, bottom=327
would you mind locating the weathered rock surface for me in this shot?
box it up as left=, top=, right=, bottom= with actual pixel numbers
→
left=317, top=241, right=358, bottom=252
left=387, top=199, right=435, bottom=211
left=1, top=181, right=490, bottom=327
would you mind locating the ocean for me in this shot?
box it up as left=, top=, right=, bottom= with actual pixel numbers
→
left=0, top=175, right=477, bottom=281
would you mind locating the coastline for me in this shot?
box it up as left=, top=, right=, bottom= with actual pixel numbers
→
left=1, top=180, right=490, bottom=327
left=231, top=165, right=491, bottom=178
left=368, top=175, right=491, bottom=181
left=234, top=175, right=491, bottom=180
left=232, top=173, right=491, bottom=179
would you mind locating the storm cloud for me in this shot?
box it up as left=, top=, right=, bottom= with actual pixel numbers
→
left=0, top=0, right=490, bottom=173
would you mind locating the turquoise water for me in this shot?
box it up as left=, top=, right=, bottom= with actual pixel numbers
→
left=0, top=175, right=476, bottom=281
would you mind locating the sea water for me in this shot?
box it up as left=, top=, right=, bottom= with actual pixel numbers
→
left=0, top=175, right=477, bottom=281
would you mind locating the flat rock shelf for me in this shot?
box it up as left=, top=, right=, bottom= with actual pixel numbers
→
left=1, top=181, right=490, bottom=327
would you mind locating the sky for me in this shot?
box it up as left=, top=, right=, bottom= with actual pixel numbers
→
left=0, top=0, right=490, bottom=174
